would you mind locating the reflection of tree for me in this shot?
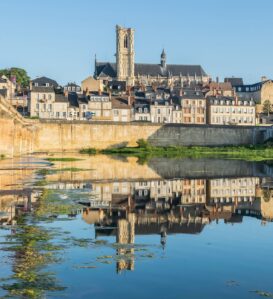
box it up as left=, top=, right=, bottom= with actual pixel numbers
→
left=1, top=215, right=65, bottom=298
left=263, top=189, right=272, bottom=202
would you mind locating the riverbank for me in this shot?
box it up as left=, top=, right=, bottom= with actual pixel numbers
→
left=80, top=141, right=273, bottom=162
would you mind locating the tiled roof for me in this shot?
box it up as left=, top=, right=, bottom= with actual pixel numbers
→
left=31, top=76, right=58, bottom=87
left=111, top=97, right=132, bottom=109
left=224, top=77, right=244, bottom=87
left=95, top=62, right=208, bottom=78
left=31, top=86, right=55, bottom=93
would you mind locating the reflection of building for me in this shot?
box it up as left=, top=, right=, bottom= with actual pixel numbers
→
left=79, top=176, right=273, bottom=272
left=116, top=213, right=135, bottom=272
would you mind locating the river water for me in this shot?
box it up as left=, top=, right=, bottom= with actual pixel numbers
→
left=1, top=154, right=273, bottom=299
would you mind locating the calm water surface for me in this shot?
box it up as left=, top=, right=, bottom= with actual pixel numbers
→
left=0, top=155, right=273, bottom=299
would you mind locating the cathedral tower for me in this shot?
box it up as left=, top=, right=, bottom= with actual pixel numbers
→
left=116, top=25, right=135, bottom=86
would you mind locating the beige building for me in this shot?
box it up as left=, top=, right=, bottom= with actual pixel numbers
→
left=112, top=97, right=133, bottom=122
left=234, top=79, right=273, bottom=114
left=133, top=101, right=151, bottom=121
left=150, top=99, right=173, bottom=123
left=30, top=87, right=80, bottom=119
left=81, top=76, right=103, bottom=94
left=78, top=92, right=112, bottom=121
left=0, top=75, right=16, bottom=99
left=181, top=90, right=206, bottom=124
left=172, top=104, right=183, bottom=123
left=207, top=96, right=256, bottom=126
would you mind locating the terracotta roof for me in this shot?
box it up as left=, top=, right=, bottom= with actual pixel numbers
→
left=209, top=82, right=232, bottom=90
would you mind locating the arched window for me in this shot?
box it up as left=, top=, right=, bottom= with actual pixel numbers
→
left=124, top=35, right=128, bottom=48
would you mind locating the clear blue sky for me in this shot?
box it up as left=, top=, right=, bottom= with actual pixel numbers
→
left=1, top=0, right=273, bottom=85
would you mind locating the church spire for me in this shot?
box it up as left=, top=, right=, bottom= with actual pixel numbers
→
left=160, top=49, right=166, bottom=68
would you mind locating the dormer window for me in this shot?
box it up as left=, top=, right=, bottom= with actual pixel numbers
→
left=35, top=83, right=38, bottom=87
left=46, top=83, right=49, bottom=87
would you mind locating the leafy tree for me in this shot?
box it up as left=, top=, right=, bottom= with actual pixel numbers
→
left=263, top=100, right=272, bottom=116
left=0, top=67, right=30, bottom=88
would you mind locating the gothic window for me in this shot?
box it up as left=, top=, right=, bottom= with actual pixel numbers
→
left=124, top=35, right=128, bottom=48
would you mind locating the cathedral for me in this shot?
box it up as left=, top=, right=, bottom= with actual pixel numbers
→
left=94, top=25, right=210, bottom=87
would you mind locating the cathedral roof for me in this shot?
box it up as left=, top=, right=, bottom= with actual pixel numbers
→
left=95, top=62, right=208, bottom=78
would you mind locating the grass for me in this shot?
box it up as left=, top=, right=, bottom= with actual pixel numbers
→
left=79, top=139, right=273, bottom=162
left=46, top=158, right=82, bottom=162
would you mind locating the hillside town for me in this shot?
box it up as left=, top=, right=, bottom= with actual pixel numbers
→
left=1, top=25, right=273, bottom=126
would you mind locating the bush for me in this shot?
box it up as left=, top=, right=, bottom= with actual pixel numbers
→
left=136, top=139, right=149, bottom=149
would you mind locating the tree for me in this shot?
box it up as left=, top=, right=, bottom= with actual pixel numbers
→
left=0, top=67, right=30, bottom=88
left=263, top=100, right=272, bottom=116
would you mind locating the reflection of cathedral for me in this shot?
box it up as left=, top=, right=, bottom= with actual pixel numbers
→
left=95, top=25, right=210, bottom=87
left=80, top=176, right=273, bottom=272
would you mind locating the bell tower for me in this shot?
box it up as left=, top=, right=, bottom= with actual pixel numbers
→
left=116, top=25, right=135, bottom=86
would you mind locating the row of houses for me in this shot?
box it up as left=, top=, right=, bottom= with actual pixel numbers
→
left=28, top=76, right=257, bottom=126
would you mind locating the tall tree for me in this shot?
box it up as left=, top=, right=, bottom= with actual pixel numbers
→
left=263, top=100, right=272, bottom=116
left=0, top=67, right=30, bottom=88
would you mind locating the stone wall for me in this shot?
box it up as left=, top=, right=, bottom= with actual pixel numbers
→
left=35, top=120, right=268, bottom=152
left=0, top=97, right=36, bottom=157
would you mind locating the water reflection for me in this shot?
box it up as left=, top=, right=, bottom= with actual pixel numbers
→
left=1, top=156, right=273, bottom=298
left=77, top=176, right=273, bottom=274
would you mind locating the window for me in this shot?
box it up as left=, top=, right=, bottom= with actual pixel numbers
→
left=34, top=83, right=38, bottom=87
left=56, top=112, right=60, bottom=118
left=43, top=94, right=46, bottom=100
left=124, top=35, right=128, bottom=48
left=144, top=108, right=148, bottom=113
left=114, top=110, right=119, bottom=116
left=63, top=112, right=66, bottom=117
left=45, top=83, right=49, bottom=87
left=157, top=109, right=160, bottom=114
left=139, top=108, right=142, bottom=113
left=36, top=103, right=39, bottom=109
left=49, top=94, right=52, bottom=100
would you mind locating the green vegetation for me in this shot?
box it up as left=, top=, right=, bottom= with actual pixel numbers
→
left=0, top=220, right=65, bottom=298
left=0, top=154, right=5, bottom=160
left=37, top=167, right=88, bottom=176
left=80, top=139, right=273, bottom=162
left=79, top=148, right=97, bottom=155
left=0, top=67, right=30, bottom=88
left=35, top=189, right=78, bottom=218
left=263, top=100, right=272, bottom=116
left=46, top=157, right=83, bottom=162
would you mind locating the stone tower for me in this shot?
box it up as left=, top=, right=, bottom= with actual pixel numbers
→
left=116, top=25, right=135, bottom=86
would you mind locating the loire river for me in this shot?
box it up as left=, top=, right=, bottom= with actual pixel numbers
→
left=1, top=154, right=273, bottom=299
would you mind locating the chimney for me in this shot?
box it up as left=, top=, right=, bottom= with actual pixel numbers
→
left=216, top=76, right=219, bottom=83
left=98, top=88, right=102, bottom=96
left=261, top=76, right=267, bottom=82
left=179, top=88, right=183, bottom=97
